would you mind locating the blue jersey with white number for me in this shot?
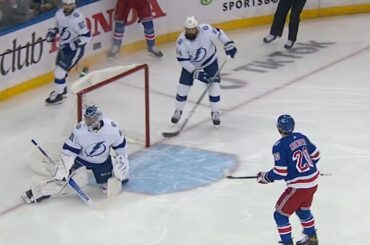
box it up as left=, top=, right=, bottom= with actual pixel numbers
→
left=266, top=132, right=321, bottom=189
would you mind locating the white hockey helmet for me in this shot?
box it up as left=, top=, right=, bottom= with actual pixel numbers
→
left=184, top=16, right=198, bottom=29
left=62, top=0, right=75, bottom=4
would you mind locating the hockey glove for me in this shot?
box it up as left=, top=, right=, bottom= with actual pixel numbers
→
left=257, top=171, right=272, bottom=184
left=46, top=27, right=58, bottom=42
left=52, top=154, right=75, bottom=181
left=193, top=70, right=211, bottom=84
left=224, top=41, right=237, bottom=58
left=112, top=154, right=129, bottom=181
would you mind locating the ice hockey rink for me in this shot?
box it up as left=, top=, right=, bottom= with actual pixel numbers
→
left=1, top=13, right=370, bottom=245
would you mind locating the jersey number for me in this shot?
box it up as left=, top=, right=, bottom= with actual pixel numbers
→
left=292, top=147, right=314, bottom=173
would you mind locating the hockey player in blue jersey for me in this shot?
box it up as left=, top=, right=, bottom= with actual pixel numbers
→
left=256, top=115, right=321, bottom=245
left=45, top=0, right=91, bottom=104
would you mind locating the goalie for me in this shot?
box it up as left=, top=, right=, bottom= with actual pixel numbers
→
left=22, top=104, right=130, bottom=204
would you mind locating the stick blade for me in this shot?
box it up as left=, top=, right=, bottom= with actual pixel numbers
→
left=162, top=131, right=180, bottom=138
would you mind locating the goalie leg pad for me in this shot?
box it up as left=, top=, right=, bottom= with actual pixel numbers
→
left=107, top=177, right=123, bottom=198
left=22, top=166, right=90, bottom=204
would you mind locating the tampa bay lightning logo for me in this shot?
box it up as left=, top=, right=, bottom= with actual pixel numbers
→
left=60, top=27, right=71, bottom=42
left=193, top=48, right=207, bottom=62
left=85, top=141, right=107, bottom=157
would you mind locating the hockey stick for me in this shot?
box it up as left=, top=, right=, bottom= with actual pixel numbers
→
left=31, top=139, right=96, bottom=208
left=225, top=173, right=332, bottom=179
left=162, top=59, right=227, bottom=138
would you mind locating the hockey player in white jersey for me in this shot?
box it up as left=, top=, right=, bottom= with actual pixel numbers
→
left=22, top=104, right=129, bottom=203
left=171, top=16, right=237, bottom=126
left=45, top=0, right=91, bottom=105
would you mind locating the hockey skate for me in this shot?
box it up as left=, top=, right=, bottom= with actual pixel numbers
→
left=45, top=87, right=67, bottom=105
left=171, top=110, right=182, bottom=124
left=211, top=111, right=221, bottom=127
left=21, top=189, right=50, bottom=204
left=296, top=234, right=318, bottom=245
left=108, top=44, right=120, bottom=59
left=263, top=34, right=277, bottom=43
left=278, top=241, right=293, bottom=245
left=284, top=40, right=295, bottom=49
left=147, top=46, right=163, bottom=57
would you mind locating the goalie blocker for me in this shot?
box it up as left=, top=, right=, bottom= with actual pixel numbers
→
left=22, top=104, right=130, bottom=204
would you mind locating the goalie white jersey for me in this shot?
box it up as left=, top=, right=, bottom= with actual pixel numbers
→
left=176, top=23, right=232, bottom=73
left=55, top=9, right=91, bottom=47
left=62, top=117, right=127, bottom=164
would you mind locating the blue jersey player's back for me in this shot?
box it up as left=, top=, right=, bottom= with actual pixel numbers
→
left=269, top=132, right=320, bottom=188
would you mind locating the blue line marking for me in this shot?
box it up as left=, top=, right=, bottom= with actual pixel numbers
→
left=124, top=144, right=237, bottom=195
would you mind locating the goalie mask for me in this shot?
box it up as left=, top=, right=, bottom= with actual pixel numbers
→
left=184, top=16, right=199, bottom=41
left=84, top=104, right=103, bottom=132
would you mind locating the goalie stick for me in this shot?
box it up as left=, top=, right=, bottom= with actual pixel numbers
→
left=162, top=59, right=227, bottom=138
left=31, top=139, right=97, bottom=208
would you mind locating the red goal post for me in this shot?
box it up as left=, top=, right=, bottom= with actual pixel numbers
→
left=71, top=64, right=150, bottom=147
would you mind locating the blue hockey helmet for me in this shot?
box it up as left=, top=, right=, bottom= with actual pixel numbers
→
left=277, top=114, right=295, bottom=134
left=84, top=104, right=103, bottom=129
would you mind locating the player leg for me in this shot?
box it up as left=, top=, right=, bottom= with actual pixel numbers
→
left=46, top=46, right=85, bottom=105
left=109, top=0, right=131, bottom=58
left=285, top=0, right=306, bottom=49
left=45, top=65, right=68, bottom=105
left=274, top=187, right=305, bottom=244
left=135, top=0, right=163, bottom=57
left=263, top=0, right=293, bottom=43
left=295, top=186, right=318, bottom=245
left=22, top=166, right=89, bottom=204
left=81, top=156, right=127, bottom=195
left=141, top=19, right=163, bottom=57
left=204, top=60, right=221, bottom=126
left=171, top=68, right=193, bottom=124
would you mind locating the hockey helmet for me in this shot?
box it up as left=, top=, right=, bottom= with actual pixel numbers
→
left=184, top=16, right=198, bottom=29
left=84, top=104, right=103, bottom=130
left=62, top=0, right=75, bottom=4
left=277, top=114, right=295, bottom=134
left=62, top=0, right=75, bottom=15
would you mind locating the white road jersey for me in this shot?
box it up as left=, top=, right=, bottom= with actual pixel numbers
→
left=62, top=117, right=127, bottom=164
left=55, top=9, right=91, bottom=47
left=176, top=24, right=232, bottom=73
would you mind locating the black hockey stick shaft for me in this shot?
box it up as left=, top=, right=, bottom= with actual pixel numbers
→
left=31, top=139, right=56, bottom=165
left=162, top=59, right=227, bottom=138
left=226, top=173, right=332, bottom=179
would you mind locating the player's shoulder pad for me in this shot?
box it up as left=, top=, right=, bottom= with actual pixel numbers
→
left=110, top=121, right=117, bottom=127
left=73, top=10, right=81, bottom=18
left=199, top=24, right=210, bottom=30
left=177, top=37, right=183, bottom=46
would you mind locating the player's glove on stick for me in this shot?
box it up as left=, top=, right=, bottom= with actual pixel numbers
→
left=224, top=41, right=237, bottom=58
left=46, top=27, right=58, bottom=42
left=257, top=171, right=272, bottom=184
left=193, top=70, right=211, bottom=84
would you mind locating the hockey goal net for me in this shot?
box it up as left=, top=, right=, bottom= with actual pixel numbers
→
left=29, top=64, right=150, bottom=176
